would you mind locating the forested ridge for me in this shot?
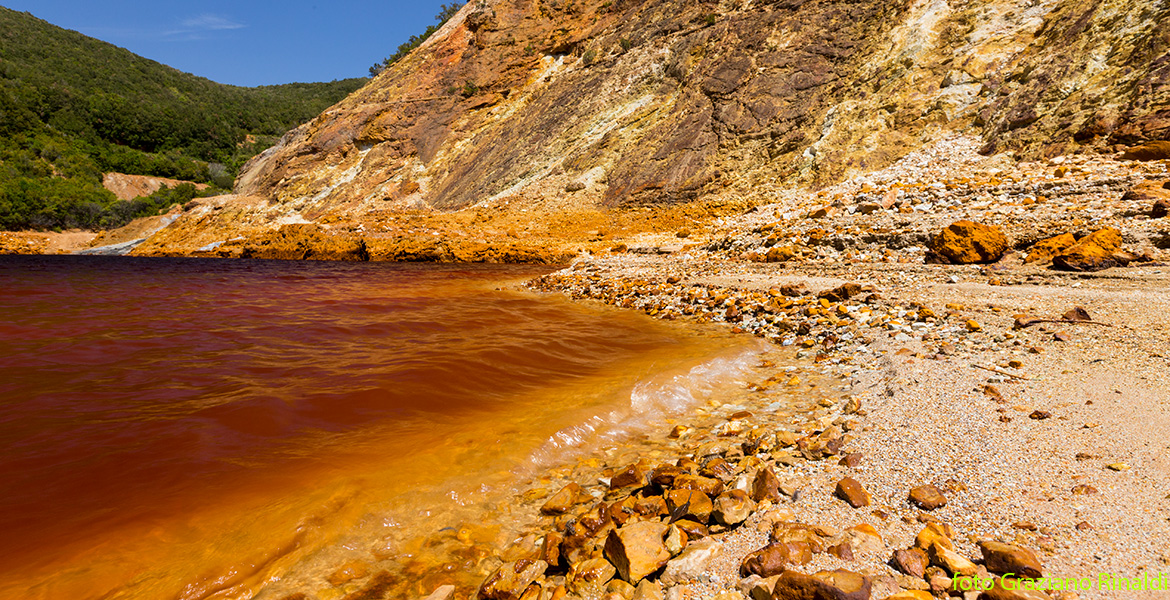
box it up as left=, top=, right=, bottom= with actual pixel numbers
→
left=0, top=6, right=365, bottom=230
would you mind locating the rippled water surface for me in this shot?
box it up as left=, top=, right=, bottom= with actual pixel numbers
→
left=0, top=256, right=754, bottom=599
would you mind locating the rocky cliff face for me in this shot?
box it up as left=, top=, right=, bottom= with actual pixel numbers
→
left=133, top=0, right=1170, bottom=258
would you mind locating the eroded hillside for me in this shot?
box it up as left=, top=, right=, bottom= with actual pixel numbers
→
left=131, top=0, right=1170, bottom=259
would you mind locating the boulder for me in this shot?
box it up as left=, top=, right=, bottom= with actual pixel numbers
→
left=926, top=220, right=1009, bottom=264
left=605, top=521, right=671, bottom=583
left=834, top=477, right=871, bottom=508
left=978, top=541, right=1043, bottom=579
left=908, top=485, right=947, bottom=510
left=1023, top=233, right=1075, bottom=264
left=1052, top=228, right=1129, bottom=271
left=1121, top=140, right=1170, bottom=161
left=740, top=542, right=813, bottom=577
left=541, top=482, right=583, bottom=515
left=480, top=559, right=549, bottom=600
left=770, top=569, right=872, bottom=600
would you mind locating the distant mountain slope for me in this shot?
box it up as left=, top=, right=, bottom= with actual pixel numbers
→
left=0, top=6, right=366, bottom=230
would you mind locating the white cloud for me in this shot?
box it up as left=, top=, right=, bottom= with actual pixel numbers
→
left=180, top=14, right=246, bottom=31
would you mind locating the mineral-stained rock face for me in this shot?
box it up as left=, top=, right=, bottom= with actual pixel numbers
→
left=134, top=0, right=1170, bottom=256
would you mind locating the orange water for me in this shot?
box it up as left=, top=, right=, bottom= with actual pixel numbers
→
left=0, top=256, right=754, bottom=599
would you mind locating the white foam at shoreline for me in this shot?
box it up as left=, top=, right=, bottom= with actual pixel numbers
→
left=523, top=342, right=766, bottom=470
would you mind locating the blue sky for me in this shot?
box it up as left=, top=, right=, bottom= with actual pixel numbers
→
left=1, top=1, right=460, bottom=86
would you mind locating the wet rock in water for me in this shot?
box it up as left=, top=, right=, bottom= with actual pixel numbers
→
left=770, top=569, right=872, bottom=600
left=661, top=538, right=723, bottom=585
left=751, top=467, right=783, bottom=503
left=740, top=542, right=813, bottom=577
left=1052, top=228, right=1128, bottom=272
left=542, top=482, right=583, bottom=515
left=480, top=560, right=549, bottom=600
left=891, top=547, right=930, bottom=578
left=605, top=521, right=671, bottom=583
left=1121, top=140, right=1170, bottom=161
left=423, top=585, right=457, bottom=600
left=1023, top=233, right=1076, bottom=264
left=834, top=477, right=872, bottom=508
left=818, top=283, right=863, bottom=302
left=713, top=489, right=756, bottom=526
left=610, top=463, right=646, bottom=489
left=978, top=541, right=1044, bottom=578
left=926, top=220, right=1009, bottom=264
left=540, top=531, right=564, bottom=569
left=666, top=488, right=714, bottom=523
left=651, top=464, right=683, bottom=486
left=908, top=485, right=947, bottom=510
left=568, top=557, right=616, bottom=591
left=327, top=560, right=370, bottom=586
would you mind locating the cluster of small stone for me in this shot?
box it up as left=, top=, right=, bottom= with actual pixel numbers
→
left=469, top=387, right=1052, bottom=600
left=527, top=269, right=976, bottom=362
left=710, top=141, right=1169, bottom=268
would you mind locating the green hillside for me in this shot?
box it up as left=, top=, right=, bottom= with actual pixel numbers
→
left=0, top=6, right=366, bottom=231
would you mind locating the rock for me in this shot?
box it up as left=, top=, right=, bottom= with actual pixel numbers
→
left=926, top=220, right=1009, bottom=264
left=842, top=524, right=885, bottom=555
left=1052, top=228, right=1127, bottom=272
left=632, top=579, right=665, bottom=600
left=1122, top=180, right=1170, bottom=209
left=610, top=463, right=646, bottom=489
left=779, top=284, right=808, bottom=297
left=766, top=246, right=796, bottom=262
left=480, top=560, right=550, bottom=600
left=1023, top=233, right=1076, bottom=264
left=568, top=557, right=616, bottom=591
left=839, top=453, right=863, bottom=468
left=834, top=477, right=871, bottom=508
left=978, top=541, right=1044, bottom=578
left=673, top=474, right=724, bottom=497
left=666, top=488, right=714, bottom=523
left=605, top=521, right=671, bottom=583
left=927, top=543, right=979, bottom=577
left=770, top=523, right=825, bottom=552
left=672, top=519, right=708, bottom=540
left=1155, top=198, right=1170, bottom=218
left=770, top=569, right=872, bottom=600
left=739, top=542, right=813, bottom=577
left=713, top=490, right=756, bottom=526
left=1028, top=410, right=1051, bottom=420
left=819, top=283, right=863, bottom=302
left=664, top=524, right=687, bottom=555
left=1071, top=484, right=1098, bottom=495
left=661, top=539, right=722, bottom=585
left=541, top=531, right=564, bottom=568
left=607, top=579, right=637, bottom=599
left=326, top=560, right=370, bottom=586
left=542, top=483, right=583, bottom=515
left=745, top=575, right=782, bottom=600
left=1121, top=140, right=1170, bottom=161
left=827, top=542, right=854, bottom=561
left=915, top=522, right=955, bottom=551
left=891, top=547, right=930, bottom=579
left=751, top=467, right=783, bottom=503
left=424, top=585, right=457, bottom=600
left=908, top=485, right=947, bottom=510
left=1062, top=306, right=1091, bottom=322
